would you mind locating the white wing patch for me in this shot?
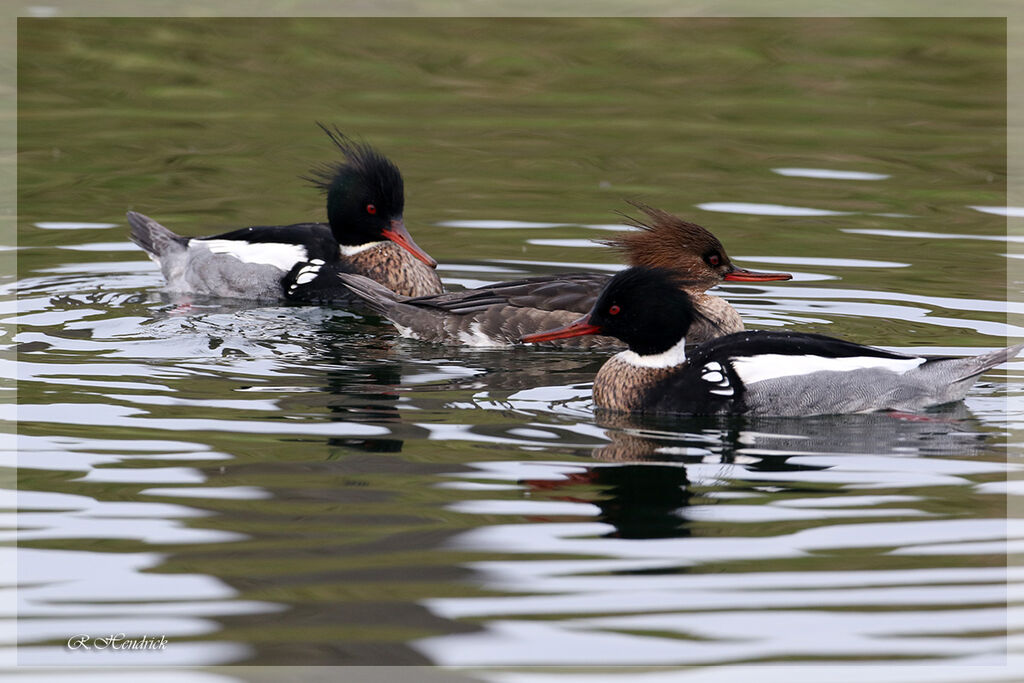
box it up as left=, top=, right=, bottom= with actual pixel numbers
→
left=457, top=321, right=511, bottom=348
left=700, top=361, right=734, bottom=396
left=201, top=239, right=307, bottom=271
left=286, top=259, right=325, bottom=295
left=731, top=353, right=926, bottom=385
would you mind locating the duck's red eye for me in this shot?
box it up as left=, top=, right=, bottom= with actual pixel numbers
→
left=707, top=254, right=721, bottom=266
left=609, top=305, right=621, bottom=315
left=366, top=204, right=377, bottom=215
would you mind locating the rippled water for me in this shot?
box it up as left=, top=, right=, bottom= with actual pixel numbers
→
left=12, top=16, right=1021, bottom=680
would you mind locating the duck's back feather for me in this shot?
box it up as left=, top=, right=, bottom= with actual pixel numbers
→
left=406, top=273, right=611, bottom=314
left=199, top=222, right=339, bottom=262
left=634, top=333, right=1022, bottom=417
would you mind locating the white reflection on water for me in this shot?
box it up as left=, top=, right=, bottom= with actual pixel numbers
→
left=16, top=403, right=389, bottom=437
left=487, top=258, right=624, bottom=272
left=844, top=228, right=1024, bottom=243
left=480, top=659, right=1022, bottom=683
left=729, top=255, right=910, bottom=268
left=696, top=202, right=853, bottom=216
left=418, top=607, right=1011, bottom=666
left=139, top=486, right=272, bottom=500
left=8, top=435, right=227, bottom=472
left=523, top=240, right=912, bottom=272
left=437, top=219, right=634, bottom=231
left=772, top=167, right=890, bottom=180
left=13, top=642, right=252, bottom=667
left=440, top=513, right=1013, bottom=567
left=438, top=220, right=573, bottom=229
left=969, top=205, right=1024, bottom=217
left=10, top=547, right=280, bottom=666
left=414, top=444, right=1018, bottom=667
left=717, top=286, right=1024, bottom=336
left=1, top=674, right=238, bottom=683
left=33, top=222, right=118, bottom=230
left=449, top=499, right=601, bottom=516
left=59, top=241, right=143, bottom=252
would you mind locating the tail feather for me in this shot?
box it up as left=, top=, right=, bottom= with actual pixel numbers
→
left=337, top=272, right=406, bottom=315
left=127, top=211, right=187, bottom=258
left=949, top=341, right=1024, bottom=383
left=904, top=341, right=1024, bottom=409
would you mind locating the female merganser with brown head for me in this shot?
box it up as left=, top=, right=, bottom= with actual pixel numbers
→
left=336, top=204, right=790, bottom=348
left=127, top=124, right=442, bottom=301
left=521, top=266, right=1023, bottom=416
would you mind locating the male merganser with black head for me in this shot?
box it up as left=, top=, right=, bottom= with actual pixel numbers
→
left=335, top=204, right=791, bottom=348
left=127, top=124, right=442, bottom=301
left=521, top=267, right=1023, bottom=416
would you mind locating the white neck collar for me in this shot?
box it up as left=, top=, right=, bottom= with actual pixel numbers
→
left=616, top=336, right=687, bottom=369
left=339, top=241, right=386, bottom=256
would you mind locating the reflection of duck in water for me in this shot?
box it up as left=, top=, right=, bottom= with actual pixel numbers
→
left=592, top=406, right=990, bottom=464
left=337, top=204, right=791, bottom=348
left=522, top=463, right=695, bottom=539
left=590, top=464, right=695, bottom=539
left=523, top=267, right=1024, bottom=416
left=128, top=124, right=441, bottom=302
left=576, top=406, right=992, bottom=540
left=259, top=333, right=411, bottom=455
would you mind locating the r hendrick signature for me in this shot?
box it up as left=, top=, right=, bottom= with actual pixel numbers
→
left=66, top=633, right=168, bottom=651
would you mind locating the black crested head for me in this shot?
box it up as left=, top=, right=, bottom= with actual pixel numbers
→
left=588, top=267, right=697, bottom=355
left=304, top=123, right=405, bottom=245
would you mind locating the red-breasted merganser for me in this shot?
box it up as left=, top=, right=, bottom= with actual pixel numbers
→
left=521, top=266, right=1023, bottom=416
left=127, top=124, right=442, bottom=301
left=336, top=205, right=791, bottom=348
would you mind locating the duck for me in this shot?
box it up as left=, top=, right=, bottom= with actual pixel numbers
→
left=127, top=124, right=443, bottom=302
left=335, top=204, right=791, bottom=348
left=520, top=266, right=1023, bottom=416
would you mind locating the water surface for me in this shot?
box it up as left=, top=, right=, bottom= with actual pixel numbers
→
left=12, top=17, right=1020, bottom=679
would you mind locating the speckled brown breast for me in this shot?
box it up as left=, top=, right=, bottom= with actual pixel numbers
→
left=592, top=356, right=677, bottom=412
left=343, top=242, right=443, bottom=297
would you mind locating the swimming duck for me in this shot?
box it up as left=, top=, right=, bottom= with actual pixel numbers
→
left=520, top=266, right=1023, bottom=416
left=127, top=124, right=442, bottom=301
left=336, top=204, right=791, bottom=348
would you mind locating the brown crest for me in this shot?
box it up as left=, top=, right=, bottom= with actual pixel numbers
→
left=600, top=201, right=730, bottom=286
